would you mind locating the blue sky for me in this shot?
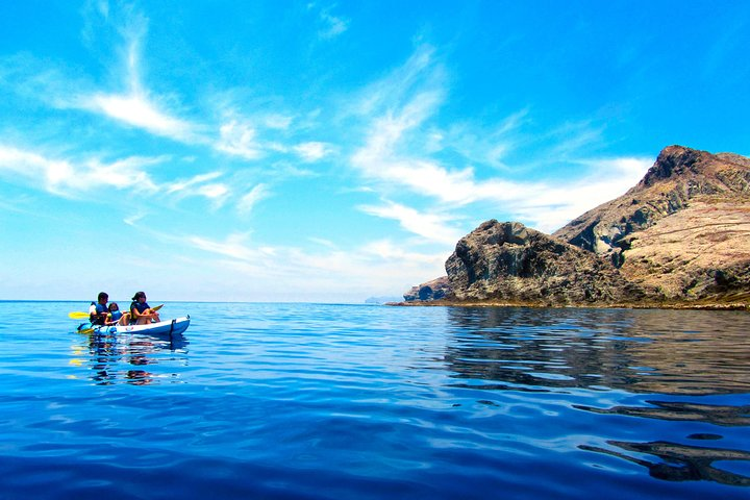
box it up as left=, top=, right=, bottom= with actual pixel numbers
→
left=1, top=1, right=748, bottom=303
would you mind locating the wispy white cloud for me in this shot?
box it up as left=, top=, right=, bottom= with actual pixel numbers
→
left=359, top=200, right=463, bottom=245
left=216, top=120, right=264, bottom=160
left=349, top=45, right=653, bottom=237
left=320, top=13, right=349, bottom=39
left=181, top=231, right=447, bottom=300
left=124, top=212, right=147, bottom=226
left=310, top=3, right=350, bottom=39
left=264, top=114, right=294, bottom=130
left=0, top=145, right=165, bottom=196
left=350, top=45, right=439, bottom=119
left=545, top=120, right=607, bottom=159
left=293, top=141, right=334, bottom=162
left=85, top=155, right=163, bottom=192
left=73, top=19, right=201, bottom=143
left=308, top=237, right=338, bottom=249
left=161, top=171, right=233, bottom=208
left=0, top=144, right=255, bottom=215
left=443, top=108, right=530, bottom=170
left=2, top=7, right=322, bottom=172
left=187, top=232, right=266, bottom=261
left=165, top=172, right=224, bottom=195
left=84, top=91, right=197, bottom=141
left=195, top=183, right=231, bottom=208
left=237, top=183, right=271, bottom=215
left=0, top=147, right=76, bottom=197
left=360, top=238, right=448, bottom=266
left=0, top=18, right=199, bottom=145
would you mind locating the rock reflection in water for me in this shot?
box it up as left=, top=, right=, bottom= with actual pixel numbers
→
left=83, top=331, right=189, bottom=385
left=444, top=307, right=750, bottom=395
left=580, top=440, right=750, bottom=486
left=574, top=401, right=750, bottom=427
left=444, top=307, right=750, bottom=487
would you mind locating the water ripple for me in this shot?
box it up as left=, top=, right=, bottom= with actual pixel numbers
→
left=0, top=302, right=749, bottom=499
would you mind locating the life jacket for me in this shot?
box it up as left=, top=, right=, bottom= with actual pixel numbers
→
left=129, top=301, right=150, bottom=324
left=92, top=302, right=108, bottom=325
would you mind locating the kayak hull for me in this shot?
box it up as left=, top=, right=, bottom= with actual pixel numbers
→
left=79, top=316, right=191, bottom=336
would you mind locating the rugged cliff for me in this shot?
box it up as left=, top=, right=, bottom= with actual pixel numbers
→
left=403, top=145, right=750, bottom=308
left=443, top=220, right=645, bottom=306
left=553, top=145, right=750, bottom=301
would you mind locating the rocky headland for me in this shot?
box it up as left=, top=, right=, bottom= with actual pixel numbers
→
left=401, top=145, right=750, bottom=310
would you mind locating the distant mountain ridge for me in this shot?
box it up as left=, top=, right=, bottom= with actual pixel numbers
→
left=403, top=145, right=750, bottom=309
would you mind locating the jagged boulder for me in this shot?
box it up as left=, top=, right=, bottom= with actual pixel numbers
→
left=403, top=276, right=452, bottom=302
left=444, top=220, right=645, bottom=305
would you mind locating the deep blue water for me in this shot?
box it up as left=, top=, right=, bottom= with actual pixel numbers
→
left=1, top=301, right=749, bottom=499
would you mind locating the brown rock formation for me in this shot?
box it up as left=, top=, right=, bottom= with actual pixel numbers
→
left=553, top=145, right=750, bottom=301
left=444, top=220, right=645, bottom=305
left=403, top=276, right=452, bottom=302
left=403, top=145, right=750, bottom=308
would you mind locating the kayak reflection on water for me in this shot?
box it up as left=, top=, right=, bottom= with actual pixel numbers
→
left=79, top=329, right=189, bottom=386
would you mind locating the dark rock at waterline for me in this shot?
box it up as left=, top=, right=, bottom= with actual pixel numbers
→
left=403, top=276, right=452, bottom=302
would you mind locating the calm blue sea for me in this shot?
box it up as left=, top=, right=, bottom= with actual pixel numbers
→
left=1, top=301, right=749, bottom=499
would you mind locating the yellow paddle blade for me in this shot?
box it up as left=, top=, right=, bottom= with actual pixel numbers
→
left=69, top=311, right=90, bottom=320
left=153, top=304, right=164, bottom=312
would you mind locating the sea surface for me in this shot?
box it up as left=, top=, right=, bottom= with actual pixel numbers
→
left=0, top=301, right=749, bottom=499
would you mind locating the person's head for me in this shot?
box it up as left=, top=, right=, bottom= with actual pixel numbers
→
left=109, top=302, right=119, bottom=312
left=98, top=292, right=108, bottom=303
left=132, top=291, right=147, bottom=302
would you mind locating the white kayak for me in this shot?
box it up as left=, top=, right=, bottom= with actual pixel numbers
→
left=79, top=316, right=191, bottom=336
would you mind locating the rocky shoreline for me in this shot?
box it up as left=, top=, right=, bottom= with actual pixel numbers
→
left=399, top=146, right=750, bottom=311
left=390, top=298, right=750, bottom=311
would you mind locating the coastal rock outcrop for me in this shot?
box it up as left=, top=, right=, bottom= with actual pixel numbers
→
left=553, top=145, right=750, bottom=301
left=403, top=145, right=750, bottom=308
left=444, top=220, right=645, bottom=305
left=403, top=276, right=452, bottom=302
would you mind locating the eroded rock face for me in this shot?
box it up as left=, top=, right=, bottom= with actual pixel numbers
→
left=403, top=276, right=452, bottom=302
left=444, top=220, right=644, bottom=305
left=404, top=145, right=750, bottom=307
left=553, top=145, right=750, bottom=300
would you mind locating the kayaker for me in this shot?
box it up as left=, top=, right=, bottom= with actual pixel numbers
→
left=130, top=291, right=161, bottom=325
left=90, top=292, right=109, bottom=325
left=106, top=302, right=130, bottom=326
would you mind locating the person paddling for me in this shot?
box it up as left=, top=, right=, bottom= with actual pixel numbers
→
left=90, top=292, right=109, bottom=325
left=130, top=291, right=161, bottom=325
